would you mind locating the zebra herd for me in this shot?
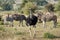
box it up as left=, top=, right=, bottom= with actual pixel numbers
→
left=0, top=10, right=57, bottom=28
left=0, top=11, right=57, bottom=28
left=0, top=9, right=57, bottom=38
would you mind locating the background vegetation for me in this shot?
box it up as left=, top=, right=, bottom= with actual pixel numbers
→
left=0, top=0, right=60, bottom=40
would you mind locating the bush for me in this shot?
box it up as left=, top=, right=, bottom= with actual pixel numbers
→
left=43, top=32, right=57, bottom=39
left=2, top=3, right=13, bottom=11
left=21, top=2, right=37, bottom=15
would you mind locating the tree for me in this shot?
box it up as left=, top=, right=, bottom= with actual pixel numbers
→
left=20, top=0, right=28, bottom=10
left=21, top=2, right=37, bottom=15
left=19, top=0, right=48, bottom=15
left=20, top=0, right=48, bottom=9
left=0, top=0, right=15, bottom=10
left=3, top=3, right=13, bottom=10
left=36, top=0, right=48, bottom=6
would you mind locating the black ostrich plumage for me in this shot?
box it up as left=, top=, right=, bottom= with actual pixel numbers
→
left=26, top=15, right=38, bottom=26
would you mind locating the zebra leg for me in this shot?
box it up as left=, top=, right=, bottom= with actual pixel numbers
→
left=11, top=22, right=14, bottom=27
left=19, top=21, right=21, bottom=27
left=22, top=21, right=24, bottom=27
left=54, top=23, right=56, bottom=28
left=43, top=21, right=46, bottom=28
left=53, top=20, right=57, bottom=28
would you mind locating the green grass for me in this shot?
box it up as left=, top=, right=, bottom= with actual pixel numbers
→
left=15, top=31, right=25, bottom=35
left=0, top=26, right=6, bottom=32
left=0, top=21, right=60, bottom=40
left=43, top=32, right=57, bottom=39
left=0, top=11, right=60, bottom=40
left=0, top=21, right=4, bottom=25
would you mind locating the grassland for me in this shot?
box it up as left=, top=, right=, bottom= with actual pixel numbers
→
left=0, top=11, right=60, bottom=40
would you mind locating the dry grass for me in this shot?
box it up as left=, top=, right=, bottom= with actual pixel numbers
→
left=0, top=19, right=60, bottom=40
left=0, top=11, right=60, bottom=40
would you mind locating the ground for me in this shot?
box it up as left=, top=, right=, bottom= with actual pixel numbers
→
left=0, top=11, right=60, bottom=40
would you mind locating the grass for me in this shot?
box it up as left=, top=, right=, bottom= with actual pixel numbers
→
left=0, top=26, right=6, bottom=32
left=15, top=31, right=25, bottom=35
left=0, top=21, right=4, bottom=25
left=0, top=11, right=60, bottom=40
left=0, top=21, right=59, bottom=40
left=43, top=32, right=57, bottom=39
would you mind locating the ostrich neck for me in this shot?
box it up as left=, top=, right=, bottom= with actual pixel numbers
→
left=30, top=10, right=32, bottom=18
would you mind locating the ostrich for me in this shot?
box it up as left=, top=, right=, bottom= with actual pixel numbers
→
left=25, top=8, right=38, bottom=38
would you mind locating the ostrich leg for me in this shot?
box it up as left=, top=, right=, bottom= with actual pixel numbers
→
left=33, top=26, right=36, bottom=38
left=29, top=26, right=32, bottom=38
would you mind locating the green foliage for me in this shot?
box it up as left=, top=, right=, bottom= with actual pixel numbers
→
left=2, top=3, right=13, bottom=10
left=20, top=0, right=28, bottom=8
left=43, top=32, right=57, bottom=39
left=20, top=0, right=48, bottom=14
left=21, top=2, right=37, bottom=15
left=0, top=0, right=15, bottom=10
left=36, top=0, right=48, bottom=6
left=27, top=0, right=48, bottom=6
left=54, top=1, right=60, bottom=11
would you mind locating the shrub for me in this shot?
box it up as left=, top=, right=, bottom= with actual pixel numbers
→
left=21, top=2, right=37, bottom=15
left=43, top=32, right=57, bottom=39
left=2, top=3, right=13, bottom=11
